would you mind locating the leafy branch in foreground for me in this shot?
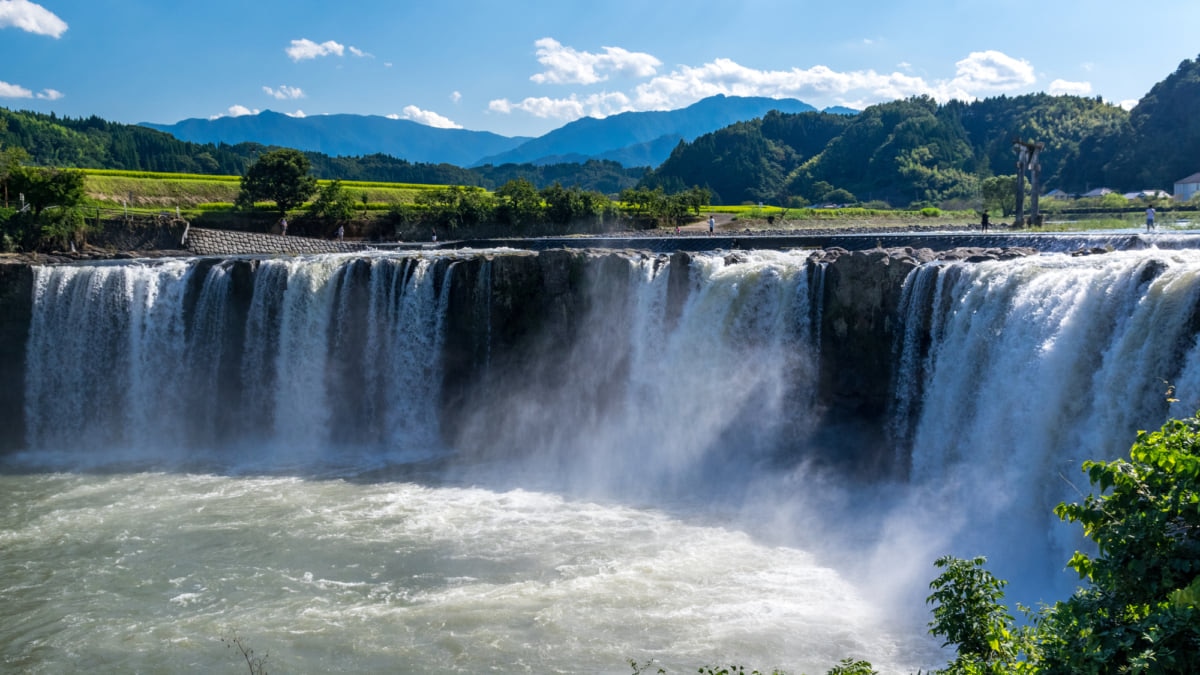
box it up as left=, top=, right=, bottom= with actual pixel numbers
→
left=222, top=632, right=268, bottom=675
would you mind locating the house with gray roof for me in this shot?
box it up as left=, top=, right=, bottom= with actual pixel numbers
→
left=1176, top=172, right=1200, bottom=201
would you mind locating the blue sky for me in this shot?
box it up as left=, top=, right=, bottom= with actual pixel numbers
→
left=2, top=0, right=1198, bottom=139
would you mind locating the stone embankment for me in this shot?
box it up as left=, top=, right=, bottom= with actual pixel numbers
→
left=184, top=226, right=375, bottom=256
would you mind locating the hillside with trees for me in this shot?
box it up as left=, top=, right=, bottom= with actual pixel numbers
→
left=642, top=52, right=1200, bottom=208
left=0, top=108, right=643, bottom=194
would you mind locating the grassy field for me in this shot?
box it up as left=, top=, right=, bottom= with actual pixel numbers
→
left=82, top=170, right=452, bottom=214
left=80, top=169, right=1199, bottom=234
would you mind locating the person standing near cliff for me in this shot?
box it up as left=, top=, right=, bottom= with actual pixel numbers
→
left=708, top=215, right=715, bottom=235
left=1146, top=206, right=1156, bottom=232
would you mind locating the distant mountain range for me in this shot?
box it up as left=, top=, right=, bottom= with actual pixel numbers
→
left=141, top=95, right=854, bottom=169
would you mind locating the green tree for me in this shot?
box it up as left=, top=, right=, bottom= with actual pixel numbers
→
left=927, top=555, right=1034, bottom=674
left=981, top=175, right=1018, bottom=216
left=1039, top=413, right=1200, bottom=674
left=414, top=185, right=495, bottom=231
left=236, top=148, right=317, bottom=216
left=307, top=179, right=357, bottom=225
left=0, top=144, right=30, bottom=207
left=495, top=177, right=543, bottom=232
left=7, top=165, right=86, bottom=217
left=4, top=165, right=90, bottom=249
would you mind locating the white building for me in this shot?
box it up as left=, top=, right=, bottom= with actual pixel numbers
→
left=1123, top=189, right=1172, bottom=200
left=1175, top=172, right=1200, bottom=201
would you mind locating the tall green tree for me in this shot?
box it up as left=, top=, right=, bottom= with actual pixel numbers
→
left=981, top=175, right=1018, bottom=216
left=236, top=148, right=317, bottom=216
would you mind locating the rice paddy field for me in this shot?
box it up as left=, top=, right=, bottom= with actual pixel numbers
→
left=82, top=169, right=448, bottom=215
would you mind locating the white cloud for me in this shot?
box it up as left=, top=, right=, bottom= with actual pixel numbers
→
left=286, top=109, right=306, bottom=118
left=209, top=104, right=260, bottom=119
left=451, top=90, right=462, bottom=103
left=0, top=80, right=32, bottom=98
left=947, top=50, right=1035, bottom=93
left=1120, top=98, right=1139, bottom=111
left=395, top=105, right=463, bottom=129
left=530, top=37, right=661, bottom=85
left=492, top=47, right=1049, bottom=127
left=489, top=91, right=633, bottom=121
left=263, top=85, right=305, bottom=100
left=0, top=80, right=60, bottom=100
left=0, top=0, right=67, bottom=38
left=349, top=46, right=372, bottom=58
left=1048, top=78, right=1092, bottom=96
left=286, top=38, right=345, bottom=61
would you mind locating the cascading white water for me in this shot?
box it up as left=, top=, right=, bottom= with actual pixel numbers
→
left=10, top=249, right=944, bottom=674
left=891, top=248, right=1200, bottom=593
left=14, top=245, right=1200, bottom=673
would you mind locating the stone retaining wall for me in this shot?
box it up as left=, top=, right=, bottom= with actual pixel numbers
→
left=185, top=226, right=374, bottom=256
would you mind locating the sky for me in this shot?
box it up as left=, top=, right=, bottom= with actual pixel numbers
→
left=2, top=0, right=1198, bottom=139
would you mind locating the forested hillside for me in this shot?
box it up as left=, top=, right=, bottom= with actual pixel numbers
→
left=644, top=52, right=1200, bottom=207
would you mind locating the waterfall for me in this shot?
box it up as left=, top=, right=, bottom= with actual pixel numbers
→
left=890, top=249, right=1200, bottom=587
left=24, top=253, right=455, bottom=463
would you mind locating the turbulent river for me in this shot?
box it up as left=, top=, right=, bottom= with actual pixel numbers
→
left=6, top=245, right=1200, bottom=673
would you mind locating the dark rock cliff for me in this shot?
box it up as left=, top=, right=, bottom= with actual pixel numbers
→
left=0, top=262, right=32, bottom=452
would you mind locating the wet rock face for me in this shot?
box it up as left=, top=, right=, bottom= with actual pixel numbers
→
left=807, top=246, right=1038, bottom=472
left=0, top=263, right=32, bottom=452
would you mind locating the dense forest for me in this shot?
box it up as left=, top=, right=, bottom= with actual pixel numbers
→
left=2, top=52, right=1198, bottom=208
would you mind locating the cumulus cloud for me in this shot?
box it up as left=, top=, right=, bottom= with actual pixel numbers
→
left=285, top=109, right=306, bottom=118
left=0, top=80, right=61, bottom=99
left=492, top=44, right=1048, bottom=127
left=0, top=0, right=67, bottom=38
left=946, top=50, right=1035, bottom=93
left=286, top=38, right=345, bottom=61
left=530, top=37, right=661, bottom=85
left=1048, top=78, right=1092, bottom=96
left=0, top=80, right=32, bottom=98
left=451, top=90, right=462, bottom=103
left=391, top=105, right=462, bottom=129
left=489, top=91, right=632, bottom=121
left=209, top=104, right=260, bottom=119
left=263, top=85, right=304, bottom=100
